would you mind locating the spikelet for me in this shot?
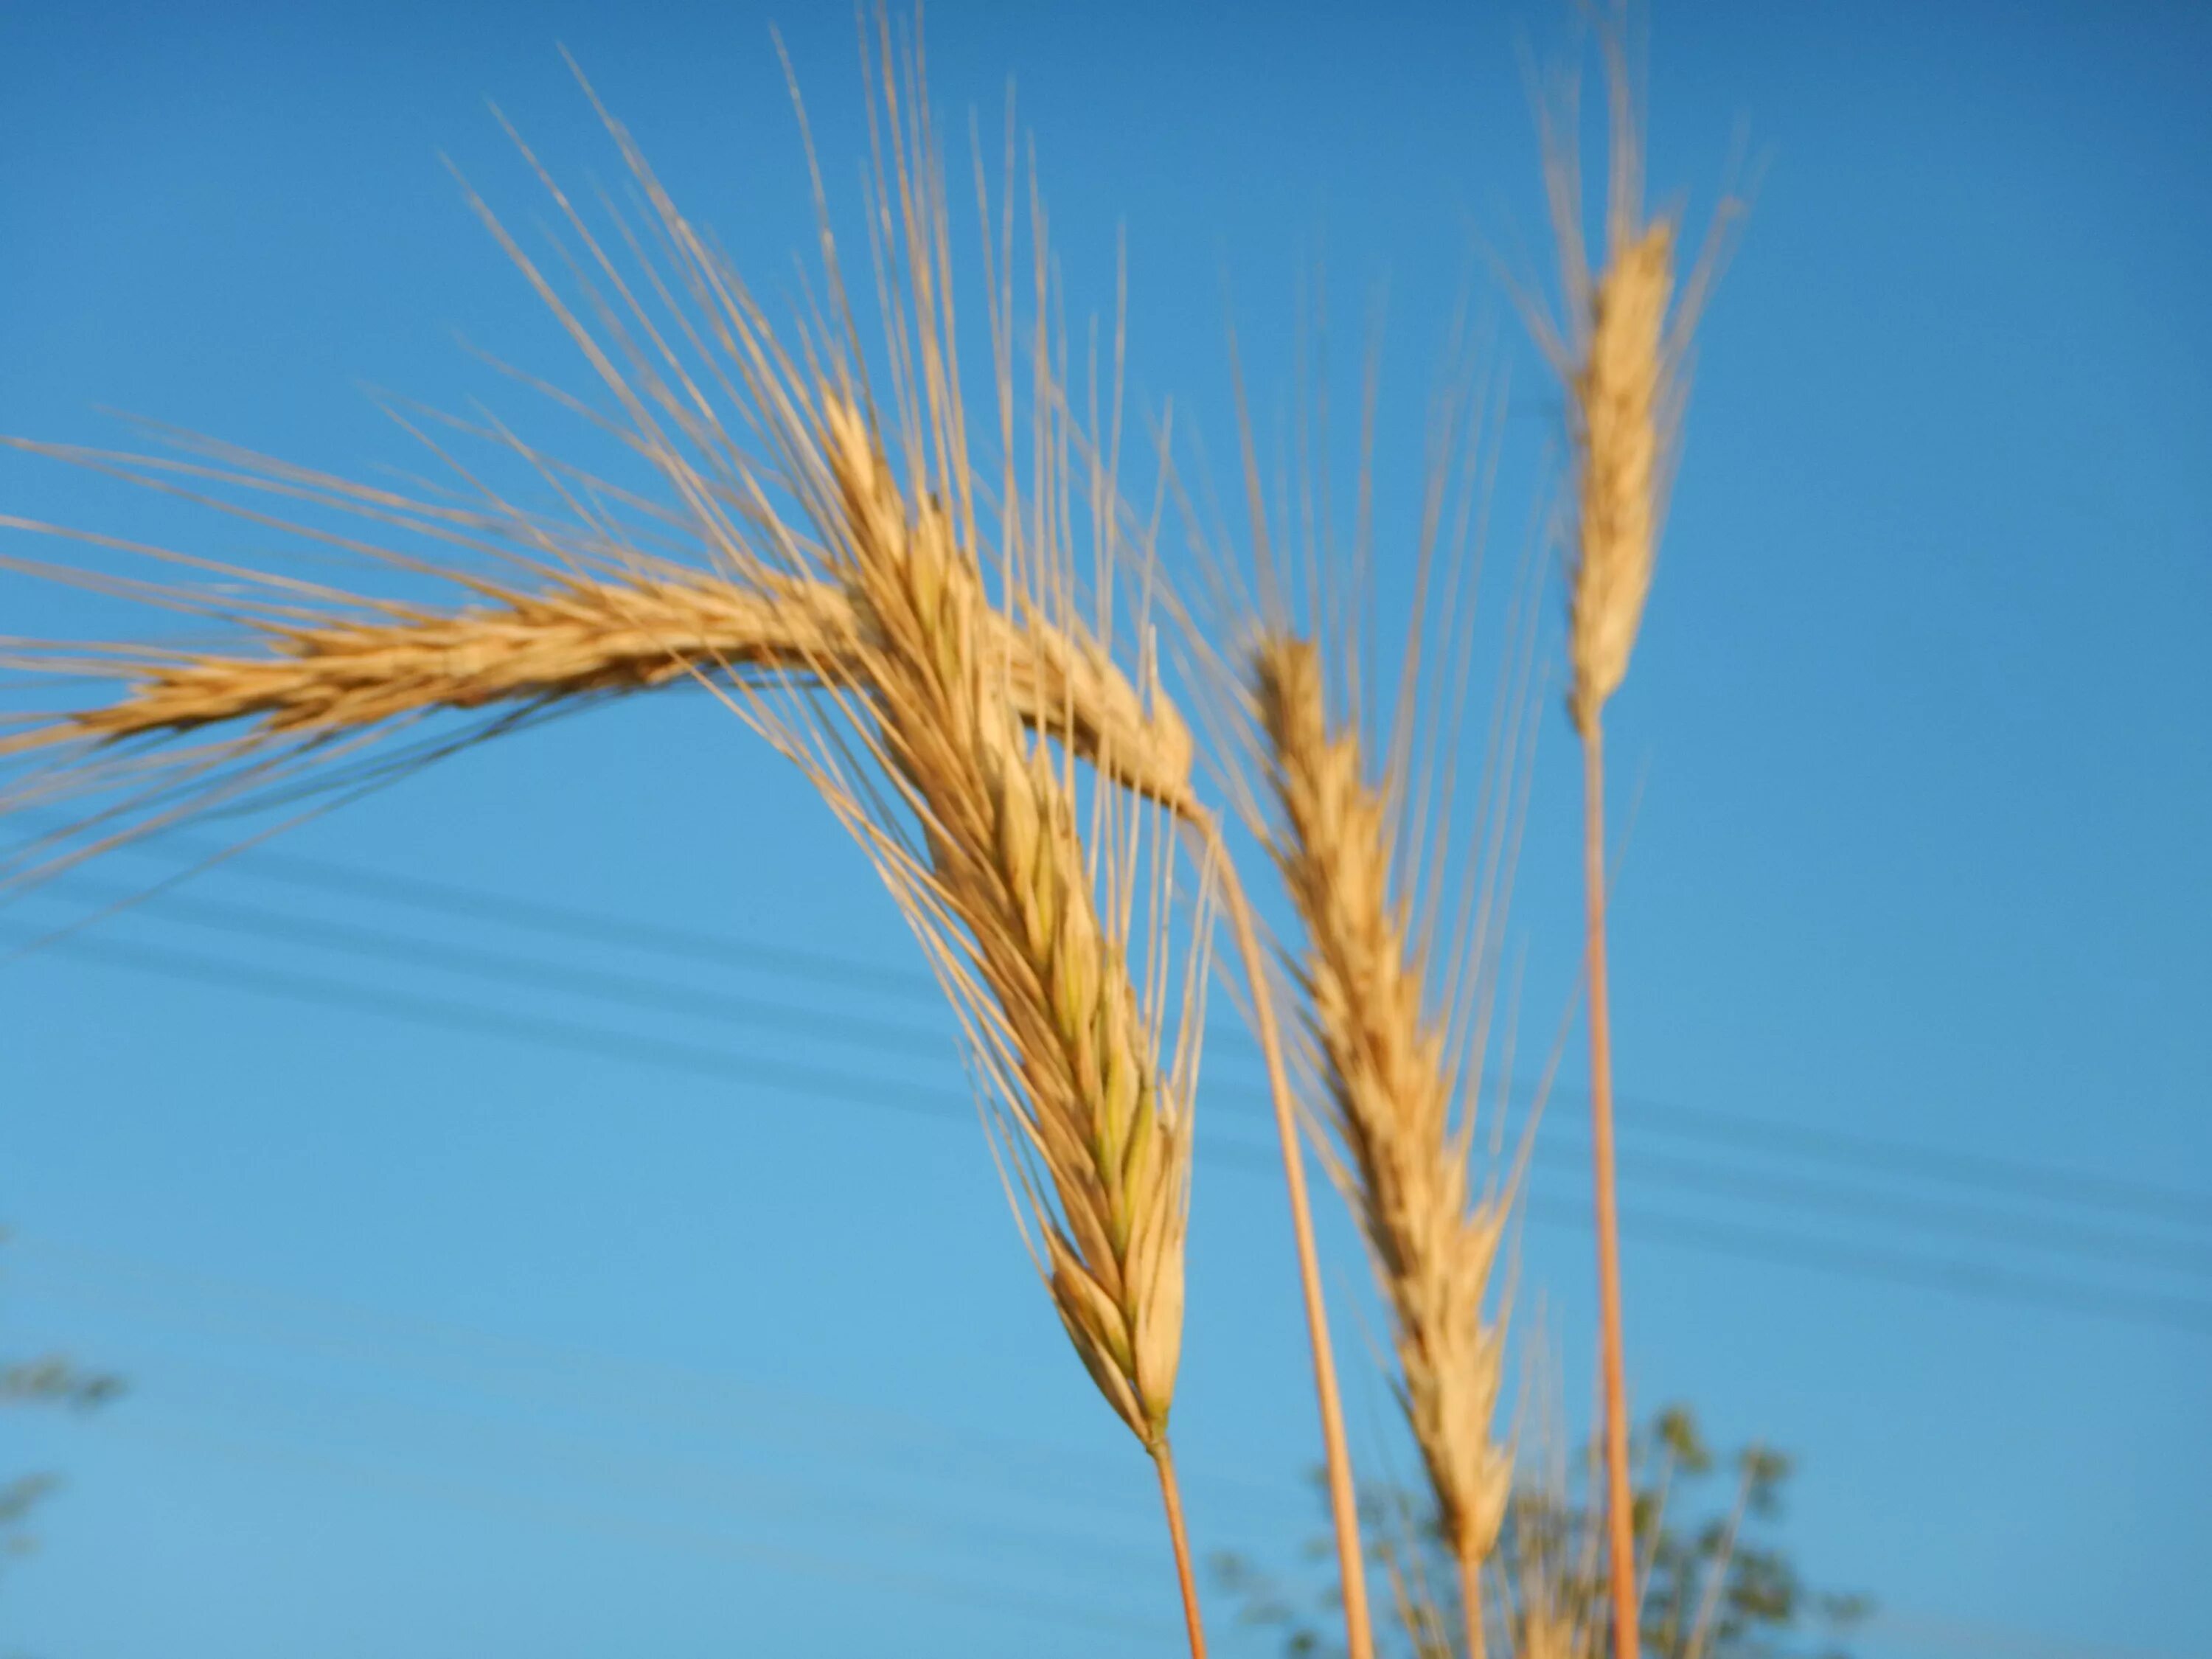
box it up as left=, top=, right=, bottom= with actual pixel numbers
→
left=1253, top=635, right=1513, bottom=1567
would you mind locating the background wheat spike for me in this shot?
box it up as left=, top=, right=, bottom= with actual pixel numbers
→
left=1521, top=11, right=1742, bottom=1656
left=1565, top=220, right=1671, bottom=738
left=1256, top=633, right=1516, bottom=1659
left=1166, top=298, right=1543, bottom=1659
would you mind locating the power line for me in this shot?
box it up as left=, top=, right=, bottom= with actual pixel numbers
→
left=61, top=827, right=2212, bottom=1233
left=71, top=826, right=945, bottom=1006
left=1545, top=1080, right=2212, bottom=1237
left=1557, top=1138, right=2212, bottom=1279
left=48, top=871, right=957, bottom=1065
left=25, top=874, right=2212, bottom=1286
left=10, top=922, right=2210, bottom=1338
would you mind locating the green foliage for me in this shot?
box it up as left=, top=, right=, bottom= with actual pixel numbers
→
left=1209, top=1405, right=1870, bottom=1659
left=1, top=1232, right=125, bottom=1580
left=2, top=1356, right=122, bottom=1573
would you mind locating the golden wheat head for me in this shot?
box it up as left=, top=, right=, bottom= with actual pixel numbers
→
left=3, top=546, right=1186, bottom=796
left=1528, top=11, right=1739, bottom=739
left=1565, top=221, right=1672, bottom=737
left=1254, top=636, right=1514, bottom=1564
left=810, top=396, right=1199, bottom=1446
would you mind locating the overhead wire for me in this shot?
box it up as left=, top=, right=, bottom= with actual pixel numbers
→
left=40, top=824, right=2212, bottom=1233
left=9, top=917, right=2210, bottom=1338
left=34, top=869, right=2211, bottom=1281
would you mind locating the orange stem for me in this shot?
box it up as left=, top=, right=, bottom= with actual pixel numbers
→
left=1153, top=1441, right=1208, bottom=1659
left=1582, top=724, right=1641, bottom=1659
left=1458, top=1538, right=1489, bottom=1659
left=1207, top=827, right=1376, bottom=1659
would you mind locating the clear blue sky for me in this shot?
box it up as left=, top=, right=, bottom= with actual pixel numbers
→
left=4, top=2, right=2208, bottom=1656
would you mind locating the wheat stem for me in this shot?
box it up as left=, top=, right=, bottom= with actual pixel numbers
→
left=1461, top=1537, right=1489, bottom=1659
left=1581, top=722, right=1638, bottom=1659
left=1152, top=1441, right=1208, bottom=1659
left=1201, top=816, right=1375, bottom=1659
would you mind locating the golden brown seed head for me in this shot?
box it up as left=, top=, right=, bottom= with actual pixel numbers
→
left=1255, top=633, right=1512, bottom=1561
left=818, top=397, right=1193, bottom=1450
left=28, top=577, right=856, bottom=746
left=1568, top=220, right=1674, bottom=737
left=13, top=560, right=1194, bottom=813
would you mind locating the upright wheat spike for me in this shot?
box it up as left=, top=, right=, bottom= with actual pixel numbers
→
left=1566, top=209, right=1670, bottom=1659
left=1523, top=13, right=1738, bottom=1655
left=1166, top=311, right=1541, bottom=1659
left=1564, top=223, right=1669, bottom=742
left=1256, top=635, right=1517, bottom=1659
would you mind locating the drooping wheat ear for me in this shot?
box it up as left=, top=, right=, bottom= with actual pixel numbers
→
left=1, top=572, right=857, bottom=749
left=2, top=560, right=1190, bottom=799
left=820, top=394, right=1192, bottom=1445
left=1565, top=220, right=1671, bottom=739
left=1255, top=633, right=1515, bottom=1658
left=765, top=394, right=1208, bottom=1654
left=0, top=440, right=1192, bottom=900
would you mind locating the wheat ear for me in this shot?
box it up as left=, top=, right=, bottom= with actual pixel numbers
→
left=777, top=395, right=1209, bottom=1652
left=1568, top=204, right=1672, bottom=1659
left=2, top=561, right=1190, bottom=799
left=1526, top=14, right=1739, bottom=1655
left=0, top=442, right=1192, bottom=901
left=1565, top=223, right=1670, bottom=742
left=1256, top=635, right=1516, bottom=1659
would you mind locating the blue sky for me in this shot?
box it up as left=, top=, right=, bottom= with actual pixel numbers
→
left=4, top=2, right=2208, bottom=1656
